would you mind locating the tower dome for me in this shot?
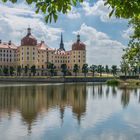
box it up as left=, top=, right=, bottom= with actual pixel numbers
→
left=21, top=27, right=37, bottom=46
left=72, top=34, right=85, bottom=50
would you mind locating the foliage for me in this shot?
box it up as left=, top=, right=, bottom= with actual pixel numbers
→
left=2, top=0, right=139, bottom=22
left=121, top=16, right=140, bottom=76
left=120, top=58, right=129, bottom=76
left=9, top=66, right=15, bottom=76
left=97, top=65, right=104, bottom=77
left=3, top=66, right=9, bottom=75
left=122, top=42, right=140, bottom=75
left=47, top=62, right=56, bottom=76
left=1, top=0, right=83, bottom=23
left=129, top=16, right=140, bottom=43
left=0, top=68, right=2, bottom=75
left=73, top=64, right=79, bottom=76
left=90, top=65, right=97, bottom=77
left=17, top=65, right=22, bottom=76
left=106, top=79, right=120, bottom=86
left=105, top=65, right=110, bottom=74
left=24, top=66, right=29, bottom=75
left=31, top=65, right=36, bottom=76
left=111, top=65, right=117, bottom=76
left=82, top=63, right=88, bottom=77
left=61, top=64, right=67, bottom=77
left=105, top=0, right=140, bottom=19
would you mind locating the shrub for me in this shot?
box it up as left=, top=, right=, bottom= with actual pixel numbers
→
left=106, top=79, right=120, bottom=86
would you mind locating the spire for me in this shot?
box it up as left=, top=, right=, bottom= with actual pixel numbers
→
left=59, top=33, right=65, bottom=51
left=77, top=34, right=80, bottom=42
left=61, top=33, right=63, bottom=43
left=27, top=26, right=31, bottom=36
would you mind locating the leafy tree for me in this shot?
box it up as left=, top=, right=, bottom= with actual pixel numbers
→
left=61, top=64, right=67, bottom=77
left=90, top=65, right=97, bottom=77
left=3, top=66, right=9, bottom=76
left=97, top=65, right=104, bottom=77
left=9, top=66, right=14, bottom=76
left=105, top=65, right=110, bottom=75
left=24, top=66, right=29, bottom=76
left=82, top=64, right=88, bottom=77
left=31, top=65, right=36, bottom=76
left=122, top=42, right=140, bottom=75
left=17, top=65, right=22, bottom=76
left=73, top=64, right=79, bottom=76
left=129, top=16, right=140, bottom=43
left=48, top=62, right=56, bottom=76
left=111, top=65, right=117, bottom=76
left=0, top=68, right=2, bottom=76
left=105, top=0, right=140, bottom=19
left=120, top=59, right=129, bottom=77
left=2, top=0, right=139, bottom=22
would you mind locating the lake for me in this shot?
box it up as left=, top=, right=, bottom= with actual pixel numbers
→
left=0, top=83, right=140, bottom=140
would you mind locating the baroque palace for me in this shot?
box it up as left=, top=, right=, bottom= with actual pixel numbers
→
left=0, top=27, right=86, bottom=75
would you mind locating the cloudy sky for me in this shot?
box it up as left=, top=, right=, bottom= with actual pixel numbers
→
left=0, top=0, right=132, bottom=66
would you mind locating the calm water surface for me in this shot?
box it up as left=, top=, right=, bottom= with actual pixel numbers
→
left=0, top=83, right=140, bottom=140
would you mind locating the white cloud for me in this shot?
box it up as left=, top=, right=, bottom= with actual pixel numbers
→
left=0, top=4, right=63, bottom=46
left=64, top=40, right=73, bottom=50
left=66, top=7, right=81, bottom=19
left=121, top=27, right=134, bottom=39
left=73, top=23, right=126, bottom=66
left=81, top=0, right=116, bottom=22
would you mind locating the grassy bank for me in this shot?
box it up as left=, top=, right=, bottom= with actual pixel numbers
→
left=107, top=79, right=140, bottom=88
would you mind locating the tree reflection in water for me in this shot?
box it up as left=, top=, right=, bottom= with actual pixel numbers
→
left=0, top=83, right=87, bottom=133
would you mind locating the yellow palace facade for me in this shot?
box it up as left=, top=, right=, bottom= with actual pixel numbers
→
left=0, top=28, right=86, bottom=75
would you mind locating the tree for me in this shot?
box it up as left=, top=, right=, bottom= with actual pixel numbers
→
left=61, top=64, right=67, bottom=77
left=9, top=66, right=15, bottom=76
left=73, top=64, right=79, bottom=76
left=105, top=65, right=110, bottom=75
left=3, top=66, right=9, bottom=76
left=105, top=0, right=140, bottom=19
left=120, top=59, right=129, bottom=77
left=2, top=0, right=139, bottom=23
left=24, top=66, right=29, bottom=76
left=48, top=62, right=56, bottom=76
left=82, top=64, right=88, bottom=77
left=111, top=65, right=117, bottom=76
left=0, top=68, right=2, bottom=76
left=90, top=65, right=97, bottom=77
left=17, top=65, right=22, bottom=76
left=31, top=65, right=36, bottom=76
left=122, top=43, right=140, bottom=74
left=97, top=65, right=104, bottom=77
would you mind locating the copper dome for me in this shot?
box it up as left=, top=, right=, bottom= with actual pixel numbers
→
left=72, top=35, right=85, bottom=50
left=21, top=28, right=37, bottom=46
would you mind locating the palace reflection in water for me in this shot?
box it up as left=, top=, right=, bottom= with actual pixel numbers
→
left=0, top=83, right=140, bottom=140
left=0, top=83, right=87, bottom=132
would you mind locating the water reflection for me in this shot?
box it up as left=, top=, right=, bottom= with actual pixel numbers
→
left=0, top=83, right=140, bottom=140
left=0, top=83, right=87, bottom=133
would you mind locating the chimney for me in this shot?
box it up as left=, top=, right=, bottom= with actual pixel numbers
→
left=41, top=41, right=44, bottom=44
left=8, top=40, right=11, bottom=45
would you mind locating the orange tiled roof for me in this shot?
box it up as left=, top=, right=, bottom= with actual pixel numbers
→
left=0, top=42, right=17, bottom=49
left=37, top=41, right=48, bottom=50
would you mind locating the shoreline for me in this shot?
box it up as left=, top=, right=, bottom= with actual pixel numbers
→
left=0, top=77, right=113, bottom=83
